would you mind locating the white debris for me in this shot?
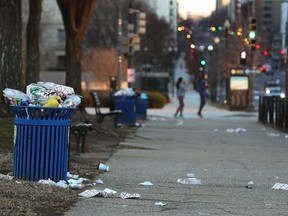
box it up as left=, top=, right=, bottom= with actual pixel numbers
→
left=177, top=178, right=201, bottom=185
left=267, top=133, right=281, bottom=137
left=272, top=183, right=288, bottom=190
left=139, top=181, right=154, bottom=186
left=187, top=173, right=195, bottom=178
left=0, top=173, right=13, bottom=181
left=155, top=202, right=167, bottom=206
left=119, top=192, right=141, bottom=199
left=78, top=188, right=117, bottom=198
left=227, top=128, right=247, bottom=133
left=94, top=179, right=104, bottom=184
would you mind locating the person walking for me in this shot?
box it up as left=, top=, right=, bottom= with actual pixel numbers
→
left=174, top=77, right=187, bottom=118
left=197, top=75, right=207, bottom=118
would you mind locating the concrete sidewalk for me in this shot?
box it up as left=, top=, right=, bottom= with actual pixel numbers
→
left=66, top=92, right=288, bottom=216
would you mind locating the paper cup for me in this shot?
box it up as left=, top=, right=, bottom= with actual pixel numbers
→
left=97, top=163, right=109, bottom=172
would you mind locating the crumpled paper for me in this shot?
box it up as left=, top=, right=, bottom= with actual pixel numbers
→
left=119, top=192, right=141, bottom=199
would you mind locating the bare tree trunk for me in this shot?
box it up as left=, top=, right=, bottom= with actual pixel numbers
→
left=25, top=0, right=42, bottom=86
left=0, top=0, right=22, bottom=113
left=56, top=0, right=97, bottom=111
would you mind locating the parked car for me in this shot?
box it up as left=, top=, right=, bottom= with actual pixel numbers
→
left=263, top=81, right=285, bottom=98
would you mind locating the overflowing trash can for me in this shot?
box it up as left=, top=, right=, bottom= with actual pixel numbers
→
left=11, top=106, right=75, bottom=182
left=114, top=96, right=136, bottom=125
left=3, top=81, right=81, bottom=182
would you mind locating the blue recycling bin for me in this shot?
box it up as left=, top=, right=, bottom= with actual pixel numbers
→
left=136, top=99, right=147, bottom=119
left=11, top=106, right=75, bottom=182
left=114, top=96, right=136, bottom=125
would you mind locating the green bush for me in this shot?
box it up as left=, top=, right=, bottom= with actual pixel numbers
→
left=145, top=91, right=168, bottom=109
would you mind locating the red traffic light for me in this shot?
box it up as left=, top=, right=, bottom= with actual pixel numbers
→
left=280, top=49, right=286, bottom=55
left=260, top=65, right=268, bottom=73
left=255, top=44, right=260, bottom=49
left=263, top=50, right=269, bottom=56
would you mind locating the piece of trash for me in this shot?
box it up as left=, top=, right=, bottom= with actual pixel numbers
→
left=177, top=178, right=201, bottom=185
left=187, top=173, right=195, bottom=178
left=97, top=163, right=109, bottom=172
left=103, top=188, right=117, bottom=196
left=78, top=188, right=117, bottom=198
left=198, top=212, right=210, bottom=215
left=67, top=172, right=79, bottom=179
left=78, top=189, right=101, bottom=198
left=68, top=178, right=84, bottom=184
left=267, top=133, right=280, bottom=137
left=69, top=183, right=85, bottom=190
left=0, top=173, right=13, bottom=181
left=139, top=181, right=154, bottom=186
left=272, top=183, right=288, bottom=190
left=119, top=192, right=141, bottom=199
left=155, top=202, right=167, bottom=206
left=245, top=181, right=254, bottom=189
left=94, top=179, right=104, bottom=184
left=214, top=128, right=219, bottom=132
left=227, top=128, right=246, bottom=133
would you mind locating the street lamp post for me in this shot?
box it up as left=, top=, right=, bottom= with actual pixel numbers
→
left=224, top=19, right=231, bottom=103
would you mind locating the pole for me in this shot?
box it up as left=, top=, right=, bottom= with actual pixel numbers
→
left=117, top=11, right=122, bottom=90
left=246, top=0, right=255, bottom=111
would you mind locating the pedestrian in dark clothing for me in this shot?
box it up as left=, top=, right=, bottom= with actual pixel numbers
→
left=197, top=78, right=207, bottom=118
left=174, top=77, right=186, bottom=118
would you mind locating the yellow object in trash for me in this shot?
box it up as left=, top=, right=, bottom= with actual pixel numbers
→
left=42, top=96, right=61, bottom=107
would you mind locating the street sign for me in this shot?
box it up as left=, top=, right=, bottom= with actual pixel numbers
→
left=244, top=69, right=260, bottom=74
left=230, top=68, right=245, bottom=75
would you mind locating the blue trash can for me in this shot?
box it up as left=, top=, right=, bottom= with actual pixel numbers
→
left=11, top=106, right=75, bottom=182
left=114, top=96, right=136, bottom=125
left=136, top=99, right=147, bottom=119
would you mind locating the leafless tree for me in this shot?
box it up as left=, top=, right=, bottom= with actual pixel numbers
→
left=56, top=0, right=97, bottom=105
left=25, top=0, right=42, bottom=86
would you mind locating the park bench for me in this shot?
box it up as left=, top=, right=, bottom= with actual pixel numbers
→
left=70, top=123, right=93, bottom=155
left=90, top=91, right=122, bottom=127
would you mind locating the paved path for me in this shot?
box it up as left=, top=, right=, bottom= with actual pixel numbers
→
left=67, top=92, right=288, bottom=216
left=66, top=53, right=288, bottom=215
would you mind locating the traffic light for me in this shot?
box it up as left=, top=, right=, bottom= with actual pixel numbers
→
left=136, top=12, right=146, bottom=35
left=240, top=51, right=246, bottom=65
left=200, top=60, right=206, bottom=66
left=248, top=18, right=256, bottom=50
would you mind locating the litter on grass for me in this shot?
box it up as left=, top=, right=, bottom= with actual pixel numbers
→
left=0, top=173, right=13, bottom=181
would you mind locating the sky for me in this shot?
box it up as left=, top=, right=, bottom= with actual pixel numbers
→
left=178, top=0, right=216, bottom=19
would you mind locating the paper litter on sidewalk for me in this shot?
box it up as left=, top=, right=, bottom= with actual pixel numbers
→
left=177, top=178, right=201, bottom=185
left=119, top=192, right=141, bottom=199
left=78, top=188, right=117, bottom=198
left=155, top=202, right=167, bottom=206
left=271, top=183, right=288, bottom=190
left=139, top=181, right=154, bottom=186
left=226, top=128, right=247, bottom=133
left=267, top=133, right=281, bottom=137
